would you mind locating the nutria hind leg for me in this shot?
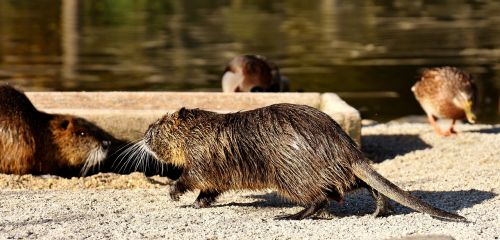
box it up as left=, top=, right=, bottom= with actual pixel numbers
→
left=169, top=181, right=188, bottom=201
left=325, top=189, right=344, bottom=204
left=193, top=190, right=221, bottom=209
left=356, top=180, right=393, bottom=217
left=275, top=200, right=329, bottom=220
left=367, top=186, right=393, bottom=217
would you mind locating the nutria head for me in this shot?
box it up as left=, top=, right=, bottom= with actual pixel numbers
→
left=142, top=112, right=188, bottom=168
left=48, top=114, right=113, bottom=176
left=107, top=114, right=184, bottom=179
left=140, top=108, right=215, bottom=168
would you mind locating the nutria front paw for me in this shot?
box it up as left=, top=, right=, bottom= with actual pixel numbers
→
left=192, top=190, right=220, bottom=208
left=193, top=199, right=212, bottom=209
left=169, top=182, right=187, bottom=201
left=169, top=186, right=181, bottom=201
left=371, top=199, right=394, bottom=217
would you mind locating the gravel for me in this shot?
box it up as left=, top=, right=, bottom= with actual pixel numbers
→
left=0, top=122, right=498, bottom=240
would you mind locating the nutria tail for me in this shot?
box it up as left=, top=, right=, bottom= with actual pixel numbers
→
left=352, top=161, right=466, bottom=222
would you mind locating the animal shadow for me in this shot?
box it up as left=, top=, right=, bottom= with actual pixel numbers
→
left=213, top=192, right=295, bottom=209
left=214, top=189, right=496, bottom=218
left=362, top=134, right=431, bottom=163
left=467, top=127, right=500, bottom=134
left=0, top=214, right=91, bottom=228
left=329, top=189, right=495, bottom=217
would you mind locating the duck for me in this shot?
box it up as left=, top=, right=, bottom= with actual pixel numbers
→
left=412, top=66, right=477, bottom=136
left=221, top=55, right=289, bottom=92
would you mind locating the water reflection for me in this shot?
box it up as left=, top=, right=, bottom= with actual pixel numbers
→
left=0, top=0, right=499, bottom=122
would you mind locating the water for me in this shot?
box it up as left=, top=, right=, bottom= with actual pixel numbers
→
left=0, top=0, right=499, bottom=123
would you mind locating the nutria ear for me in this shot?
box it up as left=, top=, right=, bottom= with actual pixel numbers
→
left=176, top=108, right=204, bottom=121
left=177, top=107, right=189, bottom=120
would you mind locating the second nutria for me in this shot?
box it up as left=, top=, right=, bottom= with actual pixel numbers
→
left=0, top=84, right=182, bottom=178
left=0, top=85, right=115, bottom=177
left=222, top=55, right=289, bottom=92
left=132, top=104, right=465, bottom=221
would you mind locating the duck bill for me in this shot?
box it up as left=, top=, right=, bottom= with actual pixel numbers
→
left=464, top=101, right=476, bottom=124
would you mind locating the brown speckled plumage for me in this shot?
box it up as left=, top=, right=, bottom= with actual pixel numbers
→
left=412, top=66, right=477, bottom=136
left=222, top=55, right=289, bottom=92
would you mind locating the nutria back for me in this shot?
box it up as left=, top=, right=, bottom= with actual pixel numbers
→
left=0, top=85, right=41, bottom=174
left=160, top=104, right=359, bottom=203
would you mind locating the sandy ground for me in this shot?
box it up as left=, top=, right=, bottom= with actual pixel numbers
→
left=0, top=122, right=499, bottom=240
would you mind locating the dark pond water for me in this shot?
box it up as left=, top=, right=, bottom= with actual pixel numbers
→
left=0, top=0, right=499, bottom=122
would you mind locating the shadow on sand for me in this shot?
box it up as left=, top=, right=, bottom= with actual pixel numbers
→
left=212, top=189, right=496, bottom=218
left=362, top=134, right=432, bottom=163
left=467, top=127, right=500, bottom=134
left=0, top=214, right=91, bottom=228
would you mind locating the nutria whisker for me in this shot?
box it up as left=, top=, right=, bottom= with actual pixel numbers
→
left=80, top=146, right=107, bottom=177
left=133, top=140, right=159, bottom=172
left=108, top=140, right=137, bottom=158
left=117, top=139, right=164, bottom=175
left=116, top=143, right=141, bottom=174
left=114, top=138, right=149, bottom=174
left=117, top=141, right=145, bottom=173
left=111, top=139, right=142, bottom=172
left=132, top=143, right=146, bottom=172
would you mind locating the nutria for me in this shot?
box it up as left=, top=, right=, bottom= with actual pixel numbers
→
left=222, top=55, right=289, bottom=92
left=133, top=104, right=465, bottom=221
left=0, top=84, right=181, bottom=178
left=0, top=85, right=114, bottom=177
left=412, top=66, right=477, bottom=136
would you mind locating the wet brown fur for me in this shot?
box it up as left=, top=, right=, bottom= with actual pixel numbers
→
left=143, top=104, right=465, bottom=221
left=0, top=85, right=113, bottom=177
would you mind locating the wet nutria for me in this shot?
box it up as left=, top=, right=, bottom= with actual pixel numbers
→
left=0, top=85, right=114, bottom=177
left=222, top=55, right=289, bottom=92
left=133, top=103, right=465, bottom=221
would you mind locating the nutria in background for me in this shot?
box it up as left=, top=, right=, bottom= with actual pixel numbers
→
left=132, top=103, right=465, bottom=221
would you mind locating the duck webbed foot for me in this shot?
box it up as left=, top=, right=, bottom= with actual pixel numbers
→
left=427, top=115, right=457, bottom=137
